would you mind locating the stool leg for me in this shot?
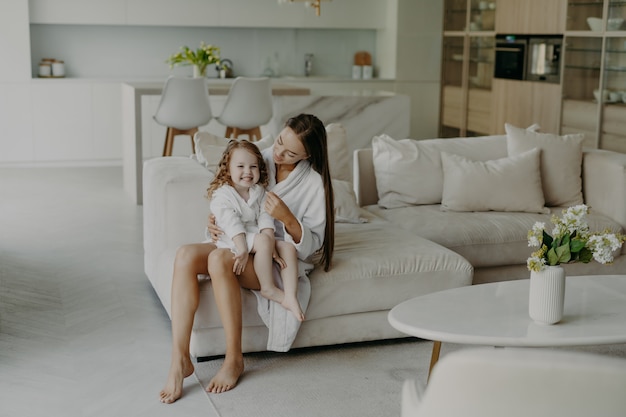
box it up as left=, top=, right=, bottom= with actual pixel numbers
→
left=163, top=127, right=174, bottom=157
left=225, top=127, right=234, bottom=138
left=188, top=127, right=199, bottom=154
left=250, top=127, right=262, bottom=141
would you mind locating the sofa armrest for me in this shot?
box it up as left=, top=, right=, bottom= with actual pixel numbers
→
left=583, top=149, right=626, bottom=230
left=143, top=157, right=213, bottom=278
left=353, top=148, right=378, bottom=207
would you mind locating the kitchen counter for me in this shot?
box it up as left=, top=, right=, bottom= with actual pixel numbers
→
left=122, top=80, right=409, bottom=204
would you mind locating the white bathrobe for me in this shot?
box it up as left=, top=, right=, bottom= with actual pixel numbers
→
left=253, top=145, right=327, bottom=351
left=209, top=183, right=275, bottom=253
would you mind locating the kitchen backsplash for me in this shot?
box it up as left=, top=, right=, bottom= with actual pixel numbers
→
left=30, top=24, right=376, bottom=79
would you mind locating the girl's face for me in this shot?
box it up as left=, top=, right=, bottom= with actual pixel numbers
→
left=229, top=147, right=261, bottom=191
left=273, top=127, right=309, bottom=166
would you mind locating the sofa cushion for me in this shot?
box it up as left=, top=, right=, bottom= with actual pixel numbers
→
left=371, top=134, right=508, bottom=209
left=190, top=212, right=474, bottom=329
left=333, top=179, right=367, bottom=224
left=440, top=148, right=548, bottom=214
left=364, top=204, right=623, bottom=268
left=505, top=123, right=584, bottom=207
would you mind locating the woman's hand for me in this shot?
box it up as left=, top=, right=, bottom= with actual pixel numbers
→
left=272, top=250, right=286, bottom=269
left=265, top=191, right=302, bottom=244
left=233, top=250, right=248, bottom=275
left=264, top=192, right=293, bottom=224
left=206, top=214, right=223, bottom=242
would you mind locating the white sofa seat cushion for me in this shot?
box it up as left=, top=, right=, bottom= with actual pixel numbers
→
left=189, top=211, right=473, bottom=330
left=364, top=205, right=624, bottom=268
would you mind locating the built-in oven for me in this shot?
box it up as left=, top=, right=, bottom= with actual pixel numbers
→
left=494, top=34, right=563, bottom=84
left=494, top=34, right=528, bottom=80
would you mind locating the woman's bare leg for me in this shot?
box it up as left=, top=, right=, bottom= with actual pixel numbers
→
left=252, top=233, right=284, bottom=304
left=276, top=241, right=304, bottom=321
left=205, top=248, right=260, bottom=393
left=160, top=243, right=216, bottom=404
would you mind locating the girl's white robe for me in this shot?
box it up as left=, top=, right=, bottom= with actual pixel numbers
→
left=209, top=183, right=275, bottom=253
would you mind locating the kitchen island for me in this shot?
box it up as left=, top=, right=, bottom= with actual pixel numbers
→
left=122, top=80, right=409, bottom=204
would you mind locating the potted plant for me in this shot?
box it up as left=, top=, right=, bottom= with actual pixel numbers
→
left=526, top=204, right=624, bottom=324
left=166, top=42, right=221, bottom=78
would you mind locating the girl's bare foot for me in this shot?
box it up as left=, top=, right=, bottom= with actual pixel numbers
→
left=282, top=296, right=305, bottom=322
left=260, top=286, right=284, bottom=304
left=206, top=355, right=244, bottom=394
left=159, top=356, right=195, bottom=404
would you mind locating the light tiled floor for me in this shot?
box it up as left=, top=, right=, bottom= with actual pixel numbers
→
left=0, top=167, right=217, bottom=416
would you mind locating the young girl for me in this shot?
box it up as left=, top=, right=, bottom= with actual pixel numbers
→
left=207, top=139, right=305, bottom=322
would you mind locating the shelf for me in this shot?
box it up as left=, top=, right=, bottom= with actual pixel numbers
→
left=566, top=47, right=602, bottom=52
left=565, top=64, right=602, bottom=70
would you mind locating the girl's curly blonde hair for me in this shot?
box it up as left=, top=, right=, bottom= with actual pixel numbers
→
left=206, top=139, right=269, bottom=199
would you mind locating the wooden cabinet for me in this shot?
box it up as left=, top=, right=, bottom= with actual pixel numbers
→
left=492, top=79, right=562, bottom=134
left=495, top=0, right=566, bottom=34
left=561, top=1, right=626, bottom=152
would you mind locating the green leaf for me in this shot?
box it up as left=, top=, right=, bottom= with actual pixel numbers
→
left=547, top=247, right=559, bottom=265
left=543, top=230, right=553, bottom=249
left=570, top=238, right=586, bottom=253
left=555, top=243, right=571, bottom=264
left=578, top=247, right=593, bottom=263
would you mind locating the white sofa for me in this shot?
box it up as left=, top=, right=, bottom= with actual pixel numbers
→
left=143, top=126, right=473, bottom=359
left=143, top=127, right=626, bottom=358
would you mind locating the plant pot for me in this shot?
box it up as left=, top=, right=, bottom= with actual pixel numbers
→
left=193, top=65, right=207, bottom=78
left=528, top=265, right=566, bottom=325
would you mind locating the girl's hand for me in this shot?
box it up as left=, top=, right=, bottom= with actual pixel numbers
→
left=264, top=192, right=293, bottom=223
left=272, top=250, right=286, bottom=269
left=233, top=250, right=249, bottom=275
left=207, top=214, right=223, bottom=242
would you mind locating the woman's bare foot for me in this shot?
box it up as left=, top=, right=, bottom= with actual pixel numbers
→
left=159, top=356, right=195, bottom=404
left=206, top=355, right=244, bottom=394
left=282, top=296, right=305, bottom=322
left=260, top=286, right=284, bottom=304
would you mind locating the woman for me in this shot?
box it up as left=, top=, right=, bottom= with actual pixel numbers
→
left=159, top=114, right=334, bottom=403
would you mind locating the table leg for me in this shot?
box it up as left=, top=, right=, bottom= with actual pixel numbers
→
left=427, top=341, right=442, bottom=382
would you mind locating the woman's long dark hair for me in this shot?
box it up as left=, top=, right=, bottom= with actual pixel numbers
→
left=285, top=114, right=334, bottom=271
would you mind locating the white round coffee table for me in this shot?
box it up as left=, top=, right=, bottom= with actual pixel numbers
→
left=388, top=275, right=626, bottom=378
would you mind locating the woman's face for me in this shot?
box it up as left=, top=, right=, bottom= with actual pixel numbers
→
left=273, top=127, right=308, bottom=166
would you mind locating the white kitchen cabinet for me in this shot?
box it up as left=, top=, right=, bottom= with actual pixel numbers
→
left=126, top=0, right=220, bottom=27
left=31, top=82, right=93, bottom=161
left=0, top=83, right=34, bottom=163
left=28, top=0, right=126, bottom=25
left=2, top=0, right=31, bottom=81
left=29, top=0, right=385, bottom=29
left=92, top=82, right=123, bottom=161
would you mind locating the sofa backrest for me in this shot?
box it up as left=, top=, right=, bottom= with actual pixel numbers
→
left=353, top=135, right=507, bottom=207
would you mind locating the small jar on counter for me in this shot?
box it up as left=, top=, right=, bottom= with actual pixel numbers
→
left=51, top=60, right=65, bottom=77
left=38, top=62, right=52, bottom=77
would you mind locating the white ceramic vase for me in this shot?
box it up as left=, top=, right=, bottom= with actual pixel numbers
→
left=528, top=265, right=566, bottom=325
left=193, top=65, right=207, bottom=78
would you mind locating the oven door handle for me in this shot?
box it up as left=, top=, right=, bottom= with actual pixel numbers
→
left=495, top=47, right=523, bottom=52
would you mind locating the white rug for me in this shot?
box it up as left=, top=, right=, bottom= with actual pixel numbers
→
left=194, top=338, right=454, bottom=417
left=194, top=339, right=626, bottom=417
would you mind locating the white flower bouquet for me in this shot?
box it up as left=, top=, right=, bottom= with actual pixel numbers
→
left=526, top=204, right=625, bottom=272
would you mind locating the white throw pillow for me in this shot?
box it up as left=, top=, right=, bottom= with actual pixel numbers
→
left=505, top=123, right=584, bottom=207
left=332, top=179, right=367, bottom=223
left=194, top=131, right=274, bottom=173
left=372, top=134, right=439, bottom=208
left=440, top=148, right=548, bottom=214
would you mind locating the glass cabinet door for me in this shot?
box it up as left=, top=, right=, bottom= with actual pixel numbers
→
left=608, top=1, right=626, bottom=31
left=469, top=0, right=496, bottom=32
left=561, top=37, right=603, bottom=145
left=441, top=36, right=466, bottom=137
left=600, top=36, right=626, bottom=152
left=467, top=36, right=495, bottom=136
left=444, top=0, right=469, bottom=32
left=566, top=0, right=605, bottom=31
